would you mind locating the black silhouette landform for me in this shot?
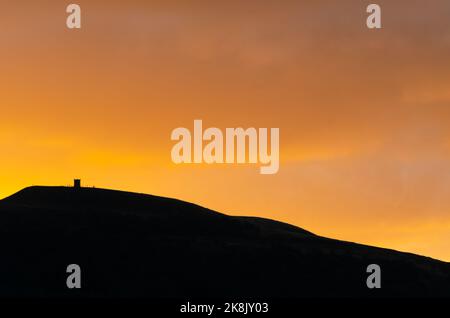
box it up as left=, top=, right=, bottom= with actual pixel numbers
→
left=0, top=186, right=449, bottom=298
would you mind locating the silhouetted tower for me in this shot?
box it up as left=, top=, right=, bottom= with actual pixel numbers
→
left=74, top=179, right=81, bottom=188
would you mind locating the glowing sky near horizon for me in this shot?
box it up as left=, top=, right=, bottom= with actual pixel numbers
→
left=1, top=1, right=450, bottom=261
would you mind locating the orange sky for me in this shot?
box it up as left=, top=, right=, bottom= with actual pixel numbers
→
left=1, top=1, right=450, bottom=261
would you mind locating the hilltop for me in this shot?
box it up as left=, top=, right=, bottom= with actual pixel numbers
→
left=0, top=186, right=449, bottom=298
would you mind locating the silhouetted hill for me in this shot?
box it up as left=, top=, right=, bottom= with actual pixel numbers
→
left=0, top=186, right=449, bottom=298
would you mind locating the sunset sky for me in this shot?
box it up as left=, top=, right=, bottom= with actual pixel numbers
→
left=1, top=1, right=450, bottom=261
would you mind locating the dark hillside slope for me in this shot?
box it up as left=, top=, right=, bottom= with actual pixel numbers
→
left=0, top=186, right=449, bottom=298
